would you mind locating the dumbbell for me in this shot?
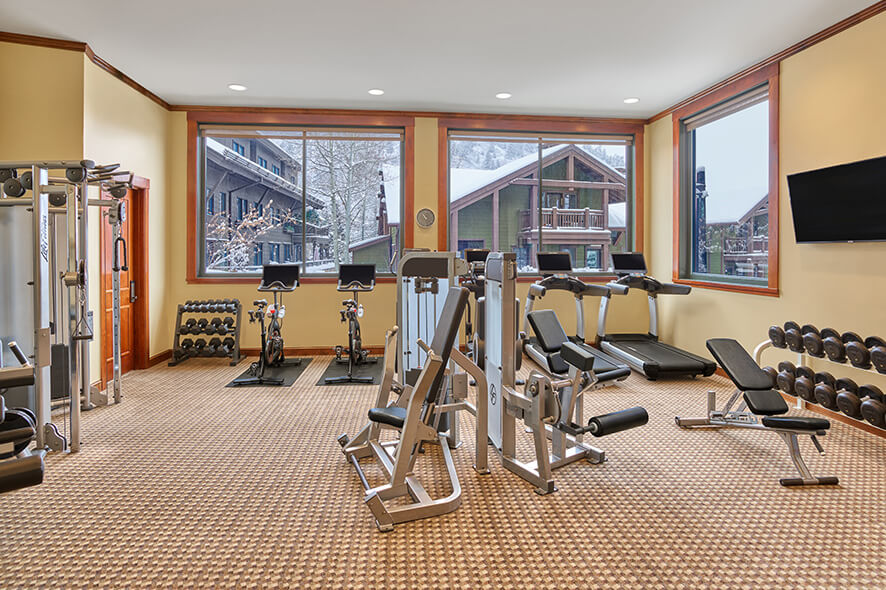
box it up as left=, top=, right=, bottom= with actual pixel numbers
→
left=220, top=299, right=233, bottom=313
left=823, top=329, right=848, bottom=363
left=207, top=337, right=222, bottom=356
left=871, top=339, right=886, bottom=374
left=195, top=318, right=209, bottom=333
left=860, top=391, right=886, bottom=429
left=208, top=318, right=223, bottom=334
left=761, top=366, right=778, bottom=387
left=848, top=336, right=886, bottom=371
left=837, top=384, right=884, bottom=420
left=203, top=300, right=217, bottom=313
left=221, top=337, right=235, bottom=356
left=180, top=338, right=195, bottom=357
left=768, top=325, right=787, bottom=349
left=843, top=332, right=868, bottom=368
left=802, top=325, right=830, bottom=359
left=782, top=321, right=804, bottom=353
left=180, top=318, right=197, bottom=335
left=814, top=377, right=857, bottom=411
left=216, top=317, right=235, bottom=335
left=795, top=370, right=832, bottom=403
left=194, top=338, right=207, bottom=354
left=776, top=362, right=812, bottom=396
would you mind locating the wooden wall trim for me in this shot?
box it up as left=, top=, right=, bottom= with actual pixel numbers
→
left=0, top=31, right=170, bottom=110
left=0, top=30, right=86, bottom=52
left=437, top=126, right=448, bottom=250
left=671, top=63, right=779, bottom=296
left=647, top=0, right=886, bottom=123
left=148, top=349, right=172, bottom=367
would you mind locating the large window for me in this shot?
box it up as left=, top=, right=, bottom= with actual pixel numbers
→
left=675, top=65, right=778, bottom=293
left=197, top=125, right=403, bottom=276
left=447, top=131, right=636, bottom=273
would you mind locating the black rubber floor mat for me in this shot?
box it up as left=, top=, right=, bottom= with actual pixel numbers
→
left=226, top=358, right=311, bottom=387
left=316, top=358, right=383, bottom=386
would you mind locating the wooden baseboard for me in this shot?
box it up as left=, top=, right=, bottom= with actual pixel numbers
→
left=148, top=349, right=173, bottom=367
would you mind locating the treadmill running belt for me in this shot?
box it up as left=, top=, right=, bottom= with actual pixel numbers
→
left=615, top=340, right=707, bottom=373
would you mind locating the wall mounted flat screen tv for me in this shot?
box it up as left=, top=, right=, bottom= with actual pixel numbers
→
left=787, top=155, right=886, bottom=243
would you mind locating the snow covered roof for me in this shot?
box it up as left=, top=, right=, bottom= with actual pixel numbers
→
left=348, top=233, right=391, bottom=251
left=608, top=202, right=625, bottom=229
left=450, top=145, right=572, bottom=202
left=705, top=190, right=767, bottom=224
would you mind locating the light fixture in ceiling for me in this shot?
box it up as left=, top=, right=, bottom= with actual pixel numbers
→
left=495, top=92, right=512, bottom=100
left=228, top=83, right=248, bottom=91
left=623, top=97, right=640, bottom=104
left=368, top=88, right=385, bottom=96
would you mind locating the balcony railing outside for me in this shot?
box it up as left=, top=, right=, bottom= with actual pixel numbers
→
left=724, top=235, right=768, bottom=255
left=520, top=207, right=605, bottom=231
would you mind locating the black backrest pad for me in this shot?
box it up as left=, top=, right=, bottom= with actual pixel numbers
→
left=527, top=310, right=569, bottom=353
left=706, top=338, right=774, bottom=391
left=425, top=287, right=470, bottom=403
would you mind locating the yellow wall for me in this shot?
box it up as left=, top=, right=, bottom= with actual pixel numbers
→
left=645, top=12, right=886, bottom=385
left=82, top=57, right=173, bottom=372
left=0, top=43, right=83, bottom=160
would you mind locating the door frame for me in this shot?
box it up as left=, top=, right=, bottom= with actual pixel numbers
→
left=99, top=175, right=150, bottom=389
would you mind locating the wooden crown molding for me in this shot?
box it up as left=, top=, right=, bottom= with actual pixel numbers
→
left=647, top=0, right=886, bottom=124
left=0, top=30, right=170, bottom=110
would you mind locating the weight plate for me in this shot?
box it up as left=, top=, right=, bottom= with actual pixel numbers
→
left=860, top=399, right=886, bottom=428
left=777, top=361, right=796, bottom=374
left=785, top=328, right=805, bottom=353
left=871, top=346, right=886, bottom=374
left=820, top=328, right=840, bottom=340
left=784, top=321, right=801, bottom=332
left=846, top=341, right=871, bottom=369
left=859, top=385, right=884, bottom=402
left=823, top=336, right=847, bottom=363
left=842, top=331, right=863, bottom=343
left=814, top=372, right=836, bottom=387
left=836, top=391, right=862, bottom=418
left=864, top=336, right=886, bottom=349
left=796, top=366, right=815, bottom=381
left=836, top=378, right=858, bottom=394
left=814, top=384, right=839, bottom=410
left=803, top=333, right=825, bottom=358
left=801, top=324, right=820, bottom=336
left=795, top=376, right=816, bottom=402
left=768, top=326, right=786, bottom=348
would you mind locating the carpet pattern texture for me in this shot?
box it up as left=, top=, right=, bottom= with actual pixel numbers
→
left=1, top=356, right=884, bottom=589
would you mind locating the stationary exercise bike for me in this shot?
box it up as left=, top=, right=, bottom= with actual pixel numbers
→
left=232, top=264, right=300, bottom=387
left=326, top=264, right=378, bottom=385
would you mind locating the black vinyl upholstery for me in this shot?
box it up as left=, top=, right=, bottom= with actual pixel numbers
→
left=369, top=287, right=469, bottom=428
left=527, top=310, right=569, bottom=354
left=706, top=338, right=775, bottom=391
left=560, top=342, right=595, bottom=372
left=368, top=406, right=407, bottom=428
left=762, top=416, right=831, bottom=431
left=743, top=390, right=789, bottom=416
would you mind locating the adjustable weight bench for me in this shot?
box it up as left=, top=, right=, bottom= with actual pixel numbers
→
left=676, top=338, right=838, bottom=487
left=526, top=309, right=630, bottom=384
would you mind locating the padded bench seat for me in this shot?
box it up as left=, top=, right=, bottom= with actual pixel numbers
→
left=368, top=406, right=406, bottom=428
left=527, top=310, right=630, bottom=382
left=762, top=416, right=831, bottom=431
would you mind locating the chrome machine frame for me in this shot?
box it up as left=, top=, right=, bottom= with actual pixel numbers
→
left=0, top=160, right=131, bottom=453
left=485, top=252, right=646, bottom=494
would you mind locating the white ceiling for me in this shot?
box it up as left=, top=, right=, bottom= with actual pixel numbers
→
left=0, top=0, right=877, bottom=117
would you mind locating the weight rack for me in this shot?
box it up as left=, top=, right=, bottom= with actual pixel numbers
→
left=169, top=299, right=243, bottom=366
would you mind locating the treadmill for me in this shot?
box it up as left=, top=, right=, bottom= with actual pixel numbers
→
left=522, top=252, right=630, bottom=381
left=596, top=252, right=716, bottom=380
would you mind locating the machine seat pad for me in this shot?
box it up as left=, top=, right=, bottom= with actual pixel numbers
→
left=560, top=342, right=595, bottom=372
left=743, top=390, right=789, bottom=416
left=527, top=310, right=569, bottom=353
left=368, top=406, right=407, bottom=429
left=706, top=338, right=775, bottom=391
left=762, top=416, right=831, bottom=431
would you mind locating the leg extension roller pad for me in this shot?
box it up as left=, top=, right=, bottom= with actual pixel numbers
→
left=587, top=406, right=648, bottom=437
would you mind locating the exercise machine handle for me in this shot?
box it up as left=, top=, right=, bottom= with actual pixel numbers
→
left=113, top=236, right=128, bottom=272
left=8, top=341, right=29, bottom=366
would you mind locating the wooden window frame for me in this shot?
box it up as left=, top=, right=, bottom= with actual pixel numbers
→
left=672, top=63, right=779, bottom=296
left=186, top=110, right=415, bottom=284
left=437, top=115, right=645, bottom=281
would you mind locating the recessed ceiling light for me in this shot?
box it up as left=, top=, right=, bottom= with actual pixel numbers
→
left=228, top=84, right=247, bottom=92
left=623, top=97, right=640, bottom=104
left=495, top=92, right=512, bottom=100
left=368, top=88, right=385, bottom=96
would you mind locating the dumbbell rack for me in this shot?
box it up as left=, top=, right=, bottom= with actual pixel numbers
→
left=169, top=300, right=243, bottom=366
left=754, top=330, right=886, bottom=434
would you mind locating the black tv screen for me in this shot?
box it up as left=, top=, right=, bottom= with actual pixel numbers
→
left=787, top=155, right=886, bottom=243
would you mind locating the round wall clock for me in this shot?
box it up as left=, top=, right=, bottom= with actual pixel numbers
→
left=416, top=208, right=436, bottom=228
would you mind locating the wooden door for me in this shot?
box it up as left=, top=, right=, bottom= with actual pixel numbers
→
left=101, top=189, right=135, bottom=380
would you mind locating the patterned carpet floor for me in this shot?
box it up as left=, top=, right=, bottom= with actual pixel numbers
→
left=1, top=355, right=885, bottom=589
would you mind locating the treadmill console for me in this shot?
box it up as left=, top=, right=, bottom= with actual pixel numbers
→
left=611, top=252, right=647, bottom=277
left=537, top=252, right=573, bottom=277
